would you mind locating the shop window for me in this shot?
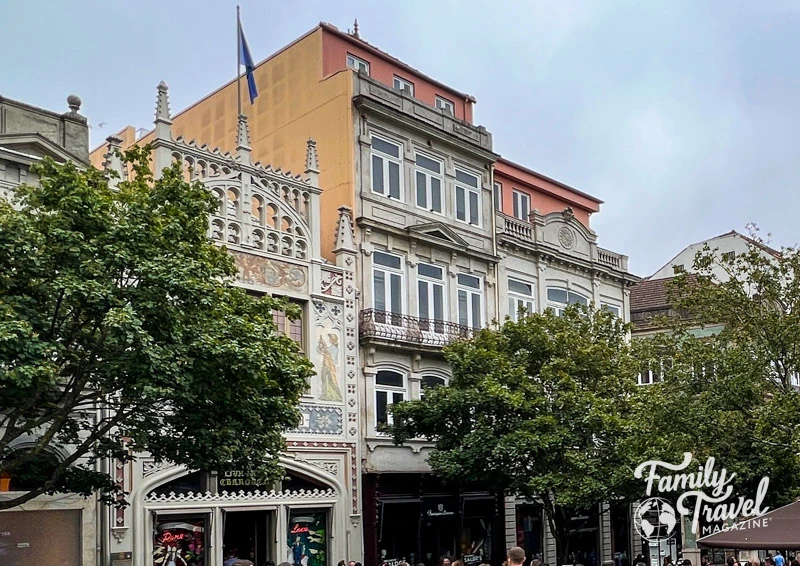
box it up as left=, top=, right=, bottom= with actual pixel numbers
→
left=287, top=510, right=328, bottom=566
left=516, top=504, right=543, bottom=559
left=153, top=514, right=207, bottom=566
left=461, top=498, right=494, bottom=562
left=375, top=370, right=406, bottom=428
left=610, top=502, right=632, bottom=566
left=379, top=501, right=421, bottom=563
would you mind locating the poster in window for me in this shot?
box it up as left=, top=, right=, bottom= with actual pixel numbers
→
left=287, top=511, right=327, bottom=566
left=153, top=517, right=206, bottom=566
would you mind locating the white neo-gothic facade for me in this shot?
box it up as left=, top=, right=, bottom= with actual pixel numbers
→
left=98, top=83, right=363, bottom=566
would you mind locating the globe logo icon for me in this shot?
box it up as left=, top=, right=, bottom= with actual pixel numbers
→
left=634, top=497, right=678, bottom=542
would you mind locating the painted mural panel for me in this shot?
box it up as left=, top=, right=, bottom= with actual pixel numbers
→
left=316, top=322, right=343, bottom=402
left=291, top=405, right=343, bottom=435
left=232, top=251, right=308, bottom=294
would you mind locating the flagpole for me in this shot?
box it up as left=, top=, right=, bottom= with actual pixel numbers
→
left=236, top=5, right=242, bottom=117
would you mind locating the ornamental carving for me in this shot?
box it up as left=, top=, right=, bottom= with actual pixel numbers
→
left=321, top=269, right=344, bottom=297
left=558, top=227, right=576, bottom=250
left=232, top=251, right=308, bottom=293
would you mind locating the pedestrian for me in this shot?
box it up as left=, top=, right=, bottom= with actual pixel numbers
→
left=776, top=553, right=786, bottom=566
left=789, top=559, right=799, bottom=566
left=683, top=560, right=692, bottom=566
left=664, top=557, right=674, bottom=566
left=338, top=561, right=347, bottom=566
left=508, top=547, right=526, bottom=566
left=440, top=558, right=452, bottom=566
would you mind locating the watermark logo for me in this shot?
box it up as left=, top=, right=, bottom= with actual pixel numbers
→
left=633, top=452, right=770, bottom=542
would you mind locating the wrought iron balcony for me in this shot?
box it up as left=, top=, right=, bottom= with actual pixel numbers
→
left=359, top=309, right=474, bottom=348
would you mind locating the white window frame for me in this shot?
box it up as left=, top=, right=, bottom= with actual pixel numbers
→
left=370, top=135, right=403, bottom=200
left=508, top=277, right=535, bottom=321
left=417, top=262, right=447, bottom=332
left=457, top=273, right=484, bottom=329
left=435, top=95, right=455, bottom=114
left=414, top=153, right=444, bottom=214
left=375, top=369, right=406, bottom=428
left=420, top=375, right=448, bottom=399
left=546, top=287, right=588, bottom=316
left=393, top=76, right=415, bottom=95
left=512, top=189, right=530, bottom=221
left=455, top=169, right=482, bottom=227
left=346, top=53, right=370, bottom=75
left=601, top=303, right=621, bottom=318
left=638, top=358, right=672, bottom=386
left=372, top=251, right=404, bottom=324
left=493, top=182, right=503, bottom=211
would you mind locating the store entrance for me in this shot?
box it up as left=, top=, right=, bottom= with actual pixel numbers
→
left=223, top=510, right=273, bottom=566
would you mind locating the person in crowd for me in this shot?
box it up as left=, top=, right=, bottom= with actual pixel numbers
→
left=664, top=557, right=674, bottom=566
left=751, top=557, right=761, bottom=566
left=532, top=559, right=541, bottom=566
left=338, top=561, right=346, bottom=566
left=788, top=558, right=799, bottom=566
left=440, top=557, right=452, bottom=566
left=766, top=559, right=776, bottom=566
left=776, top=553, right=785, bottom=566
left=507, top=547, right=526, bottom=566
left=451, top=560, right=463, bottom=566
left=225, top=548, right=241, bottom=566
left=349, top=562, right=356, bottom=566
left=683, top=560, right=692, bottom=566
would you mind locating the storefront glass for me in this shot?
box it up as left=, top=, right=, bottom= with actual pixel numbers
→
left=516, top=504, right=543, bottom=560
left=461, top=498, right=493, bottom=564
left=287, top=510, right=327, bottom=566
left=610, top=503, right=631, bottom=566
left=153, top=514, right=207, bottom=566
left=0, top=509, right=81, bottom=566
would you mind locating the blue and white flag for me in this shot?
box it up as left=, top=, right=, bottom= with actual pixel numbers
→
left=238, top=14, right=258, bottom=104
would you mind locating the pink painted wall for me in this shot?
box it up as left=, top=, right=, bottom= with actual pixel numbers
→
left=494, top=160, right=601, bottom=228
left=321, top=28, right=474, bottom=123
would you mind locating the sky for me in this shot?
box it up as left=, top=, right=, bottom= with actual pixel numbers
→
left=3, top=0, right=800, bottom=276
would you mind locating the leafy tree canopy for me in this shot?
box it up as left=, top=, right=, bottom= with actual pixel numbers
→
left=390, top=305, right=645, bottom=563
left=0, top=149, right=312, bottom=510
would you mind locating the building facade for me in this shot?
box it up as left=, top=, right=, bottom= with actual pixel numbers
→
left=94, top=83, right=363, bottom=566
left=0, top=94, right=100, bottom=566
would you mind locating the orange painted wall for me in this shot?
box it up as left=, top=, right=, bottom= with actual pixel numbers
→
left=89, top=28, right=355, bottom=261
left=90, top=125, right=137, bottom=169
left=321, top=29, right=473, bottom=123
left=494, top=160, right=600, bottom=228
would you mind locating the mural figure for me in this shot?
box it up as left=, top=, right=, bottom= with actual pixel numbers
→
left=317, top=332, right=342, bottom=402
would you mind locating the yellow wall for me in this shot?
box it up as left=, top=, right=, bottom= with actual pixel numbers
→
left=90, top=28, right=355, bottom=261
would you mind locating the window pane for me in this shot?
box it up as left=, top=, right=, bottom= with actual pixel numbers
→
left=376, top=370, right=404, bottom=387
left=456, top=170, right=479, bottom=187
left=376, top=391, right=388, bottom=424
left=372, top=137, right=400, bottom=158
left=416, top=154, right=440, bottom=173
left=416, top=171, right=427, bottom=208
left=494, top=183, right=502, bottom=211
left=469, top=191, right=479, bottom=225
left=471, top=292, right=482, bottom=329
left=458, top=273, right=480, bottom=288
left=547, top=288, right=568, bottom=304
left=392, top=392, right=404, bottom=404
left=418, top=263, right=443, bottom=280
left=388, top=161, right=400, bottom=198
left=522, top=194, right=530, bottom=218
left=431, top=178, right=442, bottom=213
left=390, top=274, right=402, bottom=314
left=509, top=298, right=517, bottom=320
left=372, top=155, right=384, bottom=194
left=456, top=187, right=466, bottom=221
left=433, top=285, right=444, bottom=321
left=513, top=193, right=520, bottom=218
left=508, top=278, right=532, bottom=295
left=418, top=280, right=429, bottom=319
left=422, top=375, right=446, bottom=390
left=458, top=290, right=468, bottom=326
left=374, top=251, right=402, bottom=270
left=374, top=270, right=386, bottom=311
left=568, top=292, right=588, bottom=306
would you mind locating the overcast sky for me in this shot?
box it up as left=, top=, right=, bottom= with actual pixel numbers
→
left=3, top=0, right=799, bottom=276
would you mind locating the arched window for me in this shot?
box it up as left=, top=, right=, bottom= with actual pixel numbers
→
left=375, top=370, right=406, bottom=428
left=0, top=448, right=60, bottom=492
left=546, top=287, right=588, bottom=316
left=420, top=375, right=447, bottom=398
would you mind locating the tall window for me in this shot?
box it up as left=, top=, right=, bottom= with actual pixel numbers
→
left=420, top=375, right=447, bottom=398
left=435, top=95, right=455, bottom=114
left=393, top=76, right=415, bottom=95
left=546, top=287, right=588, bottom=316
left=415, top=154, right=443, bottom=213
left=458, top=273, right=483, bottom=329
left=371, top=136, right=402, bottom=199
left=601, top=303, right=621, bottom=318
left=508, top=278, right=535, bottom=321
left=272, top=300, right=305, bottom=351
left=373, top=251, right=404, bottom=324
left=418, top=262, right=446, bottom=332
left=455, top=169, right=481, bottom=226
left=494, top=182, right=503, bottom=211
left=346, top=53, right=370, bottom=74
left=512, top=190, right=530, bottom=221
left=375, top=370, right=405, bottom=427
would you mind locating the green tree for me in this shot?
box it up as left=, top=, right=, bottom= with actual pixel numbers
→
left=0, top=149, right=313, bottom=510
left=638, top=231, right=800, bottom=509
left=390, top=306, right=645, bottom=565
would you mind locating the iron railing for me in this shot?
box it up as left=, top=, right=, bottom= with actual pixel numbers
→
left=359, top=309, right=474, bottom=348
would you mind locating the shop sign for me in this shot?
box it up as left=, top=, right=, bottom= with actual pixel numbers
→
left=287, top=511, right=327, bottom=566
left=381, top=559, right=400, bottom=566
left=422, top=498, right=456, bottom=518
left=463, top=554, right=483, bottom=565
left=217, top=469, right=270, bottom=491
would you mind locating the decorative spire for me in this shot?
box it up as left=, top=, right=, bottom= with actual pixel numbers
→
left=352, top=19, right=360, bottom=39
left=304, top=138, right=319, bottom=186
left=103, top=135, right=124, bottom=188
left=333, top=206, right=356, bottom=255
left=154, top=81, right=172, bottom=141
left=66, top=95, right=82, bottom=115
left=236, top=114, right=251, bottom=165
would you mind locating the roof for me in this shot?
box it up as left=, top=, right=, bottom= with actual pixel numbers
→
left=496, top=156, right=604, bottom=205
left=630, top=274, right=700, bottom=312
left=319, top=22, right=477, bottom=103
left=719, top=229, right=782, bottom=259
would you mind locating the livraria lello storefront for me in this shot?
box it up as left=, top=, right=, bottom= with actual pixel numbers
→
left=100, top=83, right=363, bottom=566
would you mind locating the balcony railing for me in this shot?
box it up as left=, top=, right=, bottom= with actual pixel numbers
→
left=359, top=309, right=474, bottom=348
left=596, top=247, right=622, bottom=269
left=497, top=213, right=534, bottom=242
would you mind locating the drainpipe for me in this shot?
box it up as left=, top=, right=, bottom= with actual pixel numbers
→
left=489, top=165, right=500, bottom=322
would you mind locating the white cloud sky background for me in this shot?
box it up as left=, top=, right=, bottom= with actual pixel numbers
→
left=3, top=0, right=800, bottom=276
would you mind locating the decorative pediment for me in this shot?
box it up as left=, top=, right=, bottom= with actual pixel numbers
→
left=0, top=133, right=84, bottom=164
left=407, top=222, right=469, bottom=249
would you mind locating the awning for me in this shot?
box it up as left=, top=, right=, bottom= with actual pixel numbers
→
left=697, top=500, right=800, bottom=550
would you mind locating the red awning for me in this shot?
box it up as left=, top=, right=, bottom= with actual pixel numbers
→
left=697, top=500, right=800, bottom=550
